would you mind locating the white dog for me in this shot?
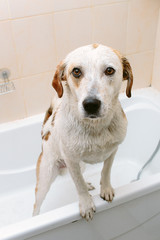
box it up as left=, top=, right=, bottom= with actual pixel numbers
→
left=33, top=44, right=133, bottom=220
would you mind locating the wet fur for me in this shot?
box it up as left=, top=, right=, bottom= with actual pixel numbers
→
left=33, top=44, right=133, bottom=220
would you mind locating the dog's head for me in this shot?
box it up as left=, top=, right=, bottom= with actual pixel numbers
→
left=52, top=44, right=133, bottom=119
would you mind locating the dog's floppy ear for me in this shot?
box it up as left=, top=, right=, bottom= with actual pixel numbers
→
left=52, top=62, right=66, bottom=98
left=122, top=57, right=133, bottom=98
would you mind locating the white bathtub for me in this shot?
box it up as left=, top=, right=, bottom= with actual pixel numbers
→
left=0, top=87, right=160, bottom=240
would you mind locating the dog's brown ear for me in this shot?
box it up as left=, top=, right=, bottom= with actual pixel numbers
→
left=52, top=62, right=66, bottom=98
left=122, top=57, right=133, bottom=98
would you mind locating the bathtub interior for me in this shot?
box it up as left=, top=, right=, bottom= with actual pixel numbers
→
left=0, top=88, right=160, bottom=229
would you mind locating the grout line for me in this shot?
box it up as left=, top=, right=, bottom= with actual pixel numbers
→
left=53, top=6, right=92, bottom=16
left=149, top=46, right=156, bottom=87
left=20, top=76, right=28, bottom=118
left=91, top=0, right=128, bottom=9
left=0, top=12, right=54, bottom=23
left=125, top=0, right=130, bottom=55
left=126, top=49, right=155, bottom=57
left=10, top=11, right=54, bottom=22
left=6, top=0, right=11, bottom=19
left=1, top=9, right=20, bottom=81
left=11, top=70, right=55, bottom=82
left=52, top=13, right=59, bottom=64
left=150, top=10, right=160, bottom=86
left=53, top=5, right=93, bottom=14
left=5, top=0, right=28, bottom=118
left=0, top=1, right=128, bottom=23
left=0, top=11, right=55, bottom=23
left=0, top=7, right=91, bottom=23
left=91, top=3, right=94, bottom=43
left=7, top=21, right=20, bottom=80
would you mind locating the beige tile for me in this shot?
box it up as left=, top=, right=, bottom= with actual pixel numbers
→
left=54, top=8, right=92, bottom=61
left=92, top=2, right=128, bottom=54
left=11, top=14, right=57, bottom=78
left=8, top=0, right=55, bottom=19
left=121, top=51, right=154, bottom=93
left=92, top=0, right=127, bottom=6
left=53, top=0, right=91, bottom=12
left=22, top=71, right=55, bottom=116
left=152, top=62, right=160, bottom=91
left=0, top=21, right=19, bottom=81
left=0, top=79, right=26, bottom=124
left=152, top=10, right=160, bottom=91
left=0, top=0, right=10, bottom=20
left=126, top=0, right=160, bottom=54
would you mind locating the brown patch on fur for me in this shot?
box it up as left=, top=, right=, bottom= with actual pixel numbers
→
left=122, top=57, right=133, bottom=98
left=43, top=106, right=53, bottom=126
left=35, top=152, right=43, bottom=193
left=51, top=110, right=57, bottom=126
left=112, top=48, right=133, bottom=98
left=92, top=43, right=99, bottom=49
left=52, top=71, right=63, bottom=98
left=43, top=131, right=51, bottom=141
left=52, top=62, right=66, bottom=98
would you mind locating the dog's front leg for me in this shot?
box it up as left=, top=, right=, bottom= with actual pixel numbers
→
left=66, top=160, right=96, bottom=220
left=100, top=148, right=118, bottom=202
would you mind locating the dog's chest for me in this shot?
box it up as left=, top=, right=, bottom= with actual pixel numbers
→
left=61, top=124, right=118, bottom=163
left=80, top=146, right=116, bottom=164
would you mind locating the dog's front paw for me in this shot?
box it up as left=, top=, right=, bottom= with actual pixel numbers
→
left=100, top=185, right=115, bottom=202
left=79, top=194, right=96, bottom=221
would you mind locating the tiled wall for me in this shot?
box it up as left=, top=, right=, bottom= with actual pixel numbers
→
left=0, top=0, right=160, bottom=123
left=152, top=8, right=160, bottom=91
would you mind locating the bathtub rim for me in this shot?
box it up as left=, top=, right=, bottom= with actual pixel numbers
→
left=1, top=172, right=160, bottom=240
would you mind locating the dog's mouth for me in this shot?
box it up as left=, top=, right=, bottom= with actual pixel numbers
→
left=89, top=115, right=97, bottom=119
left=84, top=113, right=101, bottom=120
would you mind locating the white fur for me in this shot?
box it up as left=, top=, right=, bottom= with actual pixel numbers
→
left=33, top=44, right=130, bottom=220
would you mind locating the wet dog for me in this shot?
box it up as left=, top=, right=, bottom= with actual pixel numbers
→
left=33, top=44, right=133, bottom=220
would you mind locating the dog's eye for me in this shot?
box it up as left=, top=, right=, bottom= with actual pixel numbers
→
left=105, top=67, right=115, bottom=76
left=72, top=68, right=82, bottom=78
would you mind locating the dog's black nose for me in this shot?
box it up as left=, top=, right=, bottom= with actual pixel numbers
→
left=83, top=98, right=101, bottom=115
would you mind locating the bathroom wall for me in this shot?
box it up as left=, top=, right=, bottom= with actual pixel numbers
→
left=152, top=8, right=160, bottom=91
left=0, top=0, right=160, bottom=123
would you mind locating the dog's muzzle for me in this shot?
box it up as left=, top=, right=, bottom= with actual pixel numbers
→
left=82, top=97, right=101, bottom=118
